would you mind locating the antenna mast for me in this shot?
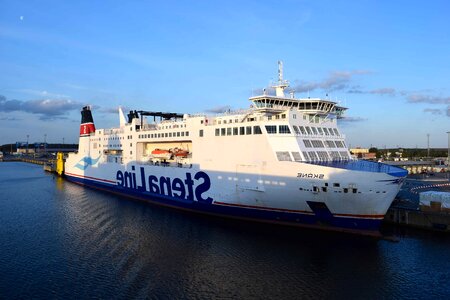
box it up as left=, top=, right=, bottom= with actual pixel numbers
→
left=272, top=60, right=289, bottom=97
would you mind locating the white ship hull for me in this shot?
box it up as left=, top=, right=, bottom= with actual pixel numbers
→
left=65, top=63, right=407, bottom=236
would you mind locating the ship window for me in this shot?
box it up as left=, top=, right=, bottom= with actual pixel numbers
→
left=305, top=126, right=312, bottom=135
left=311, top=140, right=324, bottom=148
left=279, top=125, right=291, bottom=134
left=239, top=127, right=245, bottom=135
left=353, top=188, right=358, bottom=193
left=293, top=114, right=296, bottom=119
left=218, top=120, right=221, bottom=124
left=177, top=132, right=180, bottom=137
left=291, top=152, right=302, bottom=161
left=302, top=151, right=310, bottom=161
left=326, top=140, right=336, bottom=148
left=221, top=128, right=226, bottom=136
left=201, top=120, right=204, bottom=124
left=343, top=188, right=348, bottom=193
left=169, top=133, right=172, bottom=137
left=322, top=187, right=327, bottom=192
left=339, top=151, right=348, bottom=159
left=233, top=127, right=238, bottom=135
left=246, top=126, right=252, bottom=135
left=308, top=151, right=319, bottom=161
left=215, top=129, right=220, bottom=136
left=333, top=183, right=340, bottom=187
left=299, top=126, right=306, bottom=135
left=130, top=143, right=132, bottom=147
left=303, top=140, right=312, bottom=148
left=223, top=120, right=227, bottom=124
left=325, top=182, right=328, bottom=187
left=268, top=116, right=272, bottom=120
left=328, top=128, right=335, bottom=136
left=226, top=128, right=232, bottom=136
left=311, top=127, right=318, bottom=135
left=281, top=114, right=286, bottom=119
left=275, top=115, right=280, bottom=119
left=199, top=129, right=204, bottom=137
left=293, top=125, right=300, bottom=134
left=186, top=131, right=189, bottom=136
left=265, top=125, right=277, bottom=134
left=253, top=126, right=262, bottom=134
left=276, top=151, right=291, bottom=161
left=235, top=119, right=238, bottom=123
left=165, top=133, right=168, bottom=137
left=181, top=132, right=185, bottom=137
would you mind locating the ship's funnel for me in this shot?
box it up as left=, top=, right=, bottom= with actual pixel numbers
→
left=80, top=106, right=96, bottom=137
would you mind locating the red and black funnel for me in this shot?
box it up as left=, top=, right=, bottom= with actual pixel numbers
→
left=79, top=106, right=96, bottom=137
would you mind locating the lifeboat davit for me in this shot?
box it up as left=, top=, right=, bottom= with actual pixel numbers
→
left=151, top=149, right=172, bottom=160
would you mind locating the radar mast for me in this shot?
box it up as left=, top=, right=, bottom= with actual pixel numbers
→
left=272, top=61, right=289, bottom=97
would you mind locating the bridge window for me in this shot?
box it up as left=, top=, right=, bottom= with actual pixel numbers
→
left=199, top=130, right=204, bottom=137
left=253, top=126, right=262, bottom=134
left=221, top=128, right=226, bottom=136
left=265, top=125, right=277, bottom=134
left=215, top=129, right=220, bottom=136
left=328, top=128, right=335, bottom=136
left=246, top=126, right=252, bottom=135
left=333, top=128, right=339, bottom=136
left=311, top=127, right=318, bottom=135
left=303, top=140, right=312, bottom=148
left=279, top=125, right=291, bottom=134
left=226, top=128, right=232, bottom=136
left=299, top=126, right=307, bottom=135
left=322, top=128, right=329, bottom=136
left=233, top=127, right=238, bottom=135
left=240, top=127, right=245, bottom=135
left=293, top=125, right=300, bottom=134
left=317, top=127, right=323, bottom=135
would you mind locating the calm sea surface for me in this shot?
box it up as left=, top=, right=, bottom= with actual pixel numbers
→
left=1, top=162, right=449, bottom=299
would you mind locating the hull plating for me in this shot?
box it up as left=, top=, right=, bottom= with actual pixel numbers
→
left=65, top=173, right=384, bottom=236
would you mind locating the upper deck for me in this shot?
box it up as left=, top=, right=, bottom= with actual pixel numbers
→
left=250, top=95, right=347, bottom=119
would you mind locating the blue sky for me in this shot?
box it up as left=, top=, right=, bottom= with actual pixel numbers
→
left=0, top=0, right=449, bottom=147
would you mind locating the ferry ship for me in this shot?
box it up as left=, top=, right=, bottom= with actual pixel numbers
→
left=64, top=62, right=407, bottom=236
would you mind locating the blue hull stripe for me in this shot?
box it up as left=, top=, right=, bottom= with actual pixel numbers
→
left=65, top=174, right=384, bottom=235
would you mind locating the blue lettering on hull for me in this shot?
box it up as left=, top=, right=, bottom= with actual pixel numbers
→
left=65, top=173, right=383, bottom=233
left=116, top=168, right=213, bottom=204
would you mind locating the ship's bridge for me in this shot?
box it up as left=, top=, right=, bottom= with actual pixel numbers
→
left=249, top=95, right=347, bottom=119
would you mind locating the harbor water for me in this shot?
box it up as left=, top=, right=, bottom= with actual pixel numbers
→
left=1, top=162, right=449, bottom=299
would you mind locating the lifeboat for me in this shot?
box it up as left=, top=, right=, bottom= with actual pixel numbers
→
left=173, top=148, right=189, bottom=158
left=151, top=149, right=172, bottom=160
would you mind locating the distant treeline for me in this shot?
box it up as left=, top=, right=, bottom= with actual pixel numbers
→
left=0, top=143, right=78, bottom=153
left=369, top=147, right=449, bottom=159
